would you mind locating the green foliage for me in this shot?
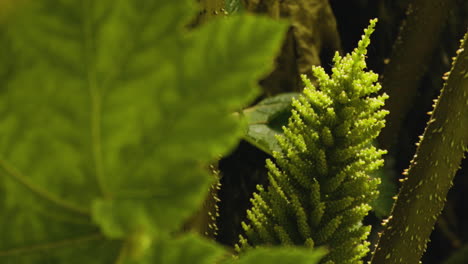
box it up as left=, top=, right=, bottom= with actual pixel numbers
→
left=6, top=0, right=459, bottom=262
left=0, top=0, right=289, bottom=262
left=243, top=96, right=396, bottom=218
left=134, top=234, right=316, bottom=264
left=123, top=234, right=225, bottom=264
left=242, top=93, right=299, bottom=155
left=231, top=246, right=327, bottom=264
left=237, top=19, right=389, bottom=264
left=226, top=0, right=244, bottom=14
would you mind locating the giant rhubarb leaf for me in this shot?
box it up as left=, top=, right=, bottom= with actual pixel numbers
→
left=0, top=0, right=286, bottom=262
left=232, top=247, right=326, bottom=264
left=123, top=234, right=226, bottom=264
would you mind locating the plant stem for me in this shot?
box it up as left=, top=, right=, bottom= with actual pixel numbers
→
left=371, top=32, right=468, bottom=264
left=378, top=0, right=456, bottom=152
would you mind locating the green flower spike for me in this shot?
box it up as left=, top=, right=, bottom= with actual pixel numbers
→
left=237, top=19, right=389, bottom=264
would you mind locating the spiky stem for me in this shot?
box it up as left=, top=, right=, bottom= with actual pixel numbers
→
left=371, top=32, right=468, bottom=264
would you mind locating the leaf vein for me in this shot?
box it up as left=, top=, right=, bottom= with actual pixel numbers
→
left=0, top=233, right=104, bottom=257
left=0, top=159, right=90, bottom=216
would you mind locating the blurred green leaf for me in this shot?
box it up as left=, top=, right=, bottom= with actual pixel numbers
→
left=229, top=246, right=326, bottom=264
left=0, top=0, right=287, bottom=262
left=124, top=234, right=226, bottom=264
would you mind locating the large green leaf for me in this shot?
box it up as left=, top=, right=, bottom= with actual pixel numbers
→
left=0, top=0, right=287, bottom=262
left=123, top=234, right=326, bottom=264
left=230, top=247, right=326, bottom=264
left=124, top=234, right=226, bottom=264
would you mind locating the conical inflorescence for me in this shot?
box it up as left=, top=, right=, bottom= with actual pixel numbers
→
left=236, top=19, right=388, bottom=264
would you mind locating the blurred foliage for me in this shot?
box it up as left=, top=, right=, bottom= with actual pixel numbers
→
left=0, top=0, right=293, bottom=263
